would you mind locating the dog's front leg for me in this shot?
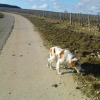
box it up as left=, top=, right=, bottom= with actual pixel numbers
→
left=56, top=60, right=62, bottom=74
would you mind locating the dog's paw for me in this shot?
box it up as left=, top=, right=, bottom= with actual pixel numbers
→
left=50, top=66, right=52, bottom=69
left=58, top=72, right=62, bottom=75
left=47, top=64, right=49, bottom=67
left=47, top=64, right=50, bottom=67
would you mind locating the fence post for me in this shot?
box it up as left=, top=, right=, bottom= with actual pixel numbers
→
left=74, top=13, right=76, bottom=22
left=79, top=13, right=81, bottom=26
left=27, top=11, right=28, bottom=14
left=88, top=14, right=90, bottom=31
left=52, top=12, right=53, bottom=18
left=70, top=13, right=72, bottom=25
left=38, top=13, right=40, bottom=17
left=66, top=13, right=67, bottom=21
left=57, top=13, right=59, bottom=20
left=43, top=12, right=44, bottom=18
left=60, top=12, right=61, bottom=21
left=77, top=13, right=78, bottom=22
left=49, top=12, right=51, bottom=18
left=67, top=13, right=68, bottom=21
left=98, top=13, right=100, bottom=32
left=97, top=13, right=99, bottom=28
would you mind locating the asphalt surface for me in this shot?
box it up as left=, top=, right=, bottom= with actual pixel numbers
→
left=0, top=12, right=14, bottom=51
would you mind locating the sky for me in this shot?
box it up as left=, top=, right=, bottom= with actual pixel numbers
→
left=0, top=0, right=100, bottom=14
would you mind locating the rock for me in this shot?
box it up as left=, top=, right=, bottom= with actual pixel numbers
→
left=12, top=54, right=15, bottom=56
left=91, top=53, right=95, bottom=57
left=97, top=97, right=99, bottom=99
left=52, top=84, right=58, bottom=87
left=75, top=86, right=79, bottom=89
left=75, top=50, right=78, bottom=53
left=20, top=55, right=23, bottom=57
left=97, top=91, right=100, bottom=94
left=69, top=93, right=71, bottom=95
left=89, top=84, right=92, bottom=87
left=97, top=52, right=99, bottom=54
left=98, top=55, right=100, bottom=58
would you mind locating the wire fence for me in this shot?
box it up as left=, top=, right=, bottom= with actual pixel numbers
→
left=0, top=7, right=100, bottom=31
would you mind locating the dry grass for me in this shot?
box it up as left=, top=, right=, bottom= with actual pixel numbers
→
left=0, top=13, right=4, bottom=19
left=21, top=13, right=100, bottom=99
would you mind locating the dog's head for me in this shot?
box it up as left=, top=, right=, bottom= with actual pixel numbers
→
left=71, top=58, right=82, bottom=73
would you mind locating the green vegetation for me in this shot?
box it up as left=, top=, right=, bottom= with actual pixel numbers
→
left=22, top=13, right=100, bottom=99
left=0, top=13, right=4, bottom=18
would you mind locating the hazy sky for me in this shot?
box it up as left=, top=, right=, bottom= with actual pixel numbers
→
left=0, top=0, right=100, bottom=14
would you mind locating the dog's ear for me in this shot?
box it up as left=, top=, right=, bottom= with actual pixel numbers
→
left=71, top=60, right=79, bottom=68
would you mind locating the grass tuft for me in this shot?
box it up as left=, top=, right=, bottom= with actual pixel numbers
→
left=0, top=13, right=4, bottom=19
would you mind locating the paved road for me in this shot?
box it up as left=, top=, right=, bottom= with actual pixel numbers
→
left=0, top=13, right=91, bottom=100
left=0, top=12, right=14, bottom=51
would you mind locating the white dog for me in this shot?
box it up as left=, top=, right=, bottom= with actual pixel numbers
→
left=47, top=46, right=82, bottom=74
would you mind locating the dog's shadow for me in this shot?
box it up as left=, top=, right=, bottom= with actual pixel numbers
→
left=62, top=63, right=100, bottom=76
left=52, top=66, right=77, bottom=75
left=81, top=63, right=100, bottom=77
left=51, top=62, right=100, bottom=76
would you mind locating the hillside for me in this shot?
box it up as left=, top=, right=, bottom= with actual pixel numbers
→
left=0, top=4, right=21, bottom=9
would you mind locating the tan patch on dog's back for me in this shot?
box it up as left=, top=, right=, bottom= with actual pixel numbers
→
left=71, top=60, right=78, bottom=68
left=59, top=50, right=64, bottom=58
left=50, top=48, right=53, bottom=56
left=54, top=48, right=56, bottom=54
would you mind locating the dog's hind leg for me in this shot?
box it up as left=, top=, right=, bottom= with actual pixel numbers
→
left=56, top=60, right=62, bottom=74
left=47, top=58, right=54, bottom=69
left=47, top=58, right=51, bottom=67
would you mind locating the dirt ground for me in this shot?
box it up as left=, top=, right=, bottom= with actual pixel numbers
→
left=0, top=13, right=90, bottom=100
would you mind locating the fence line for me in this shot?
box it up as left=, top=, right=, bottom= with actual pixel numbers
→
left=0, top=7, right=100, bottom=31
